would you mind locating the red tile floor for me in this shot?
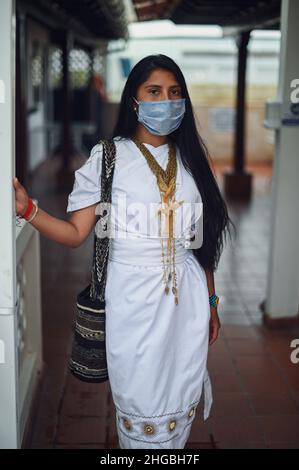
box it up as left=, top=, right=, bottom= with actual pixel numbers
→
left=25, top=158, right=299, bottom=449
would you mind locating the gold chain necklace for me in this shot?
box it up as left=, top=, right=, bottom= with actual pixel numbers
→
left=132, top=137, right=184, bottom=305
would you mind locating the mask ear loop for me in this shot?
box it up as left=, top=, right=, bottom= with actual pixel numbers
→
left=133, top=97, right=139, bottom=116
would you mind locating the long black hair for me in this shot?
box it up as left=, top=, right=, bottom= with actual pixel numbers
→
left=112, top=54, right=236, bottom=272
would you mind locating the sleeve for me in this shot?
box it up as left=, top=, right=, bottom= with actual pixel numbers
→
left=66, top=143, right=103, bottom=213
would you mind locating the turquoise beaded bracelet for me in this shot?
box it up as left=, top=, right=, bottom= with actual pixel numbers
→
left=209, top=293, right=219, bottom=308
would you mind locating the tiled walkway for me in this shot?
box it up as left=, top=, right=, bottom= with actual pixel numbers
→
left=26, top=158, right=299, bottom=449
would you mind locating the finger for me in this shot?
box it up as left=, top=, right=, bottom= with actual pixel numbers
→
left=213, top=329, right=219, bottom=344
left=209, top=327, right=218, bottom=345
left=209, top=328, right=214, bottom=345
left=13, top=177, right=22, bottom=189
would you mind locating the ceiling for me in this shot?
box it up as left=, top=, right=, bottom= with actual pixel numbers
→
left=132, top=0, right=281, bottom=34
left=17, top=0, right=282, bottom=41
left=18, top=0, right=129, bottom=40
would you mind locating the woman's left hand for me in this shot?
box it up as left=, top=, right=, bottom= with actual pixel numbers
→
left=209, top=308, right=221, bottom=345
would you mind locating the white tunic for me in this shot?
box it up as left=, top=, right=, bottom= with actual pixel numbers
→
left=67, top=137, right=213, bottom=449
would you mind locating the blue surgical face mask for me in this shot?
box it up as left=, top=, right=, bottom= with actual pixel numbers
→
left=133, top=97, right=186, bottom=136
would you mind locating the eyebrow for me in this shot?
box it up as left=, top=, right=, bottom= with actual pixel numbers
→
left=144, top=84, right=181, bottom=89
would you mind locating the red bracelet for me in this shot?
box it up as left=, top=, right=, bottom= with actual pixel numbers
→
left=22, top=198, right=33, bottom=220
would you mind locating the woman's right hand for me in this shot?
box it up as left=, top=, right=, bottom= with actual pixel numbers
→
left=13, top=177, right=29, bottom=217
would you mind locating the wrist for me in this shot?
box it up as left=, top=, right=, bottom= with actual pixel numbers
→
left=209, top=293, right=219, bottom=309
left=20, top=202, right=28, bottom=217
left=27, top=202, right=38, bottom=223
left=27, top=203, right=36, bottom=221
left=22, top=197, right=33, bottom=220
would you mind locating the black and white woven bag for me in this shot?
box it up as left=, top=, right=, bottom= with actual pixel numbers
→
left=68, top=139, right=116, bottom=383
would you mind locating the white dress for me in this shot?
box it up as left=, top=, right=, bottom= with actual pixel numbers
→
left=67, top=136, right=213, bottom=449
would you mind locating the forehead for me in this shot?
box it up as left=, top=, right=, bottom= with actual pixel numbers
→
left=142, top=68, right=180, bottom=87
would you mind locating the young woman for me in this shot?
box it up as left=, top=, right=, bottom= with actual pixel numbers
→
left=14, top=54, right=234, bottom=449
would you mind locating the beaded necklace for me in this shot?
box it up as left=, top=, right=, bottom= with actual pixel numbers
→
left=132, top=137, right=184, bottom=305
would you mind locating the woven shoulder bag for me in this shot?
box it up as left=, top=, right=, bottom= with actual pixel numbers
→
left=68, top=138, right=116, bottom=382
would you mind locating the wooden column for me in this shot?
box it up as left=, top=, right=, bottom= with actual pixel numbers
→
left=57, top=29, right=74, bottom=190
left=224, top=30, right=253, bottom=200
left=62, top=29, right=73, bottom=170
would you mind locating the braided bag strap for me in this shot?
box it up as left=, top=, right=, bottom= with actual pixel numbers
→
left=90, top=139, right=116, bottom=301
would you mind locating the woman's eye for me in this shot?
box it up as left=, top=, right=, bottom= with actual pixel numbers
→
left=148, top=89, right=181, bottom=96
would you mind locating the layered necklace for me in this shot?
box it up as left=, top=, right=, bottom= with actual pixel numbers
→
left=132, top=137, right=184, bottom=305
